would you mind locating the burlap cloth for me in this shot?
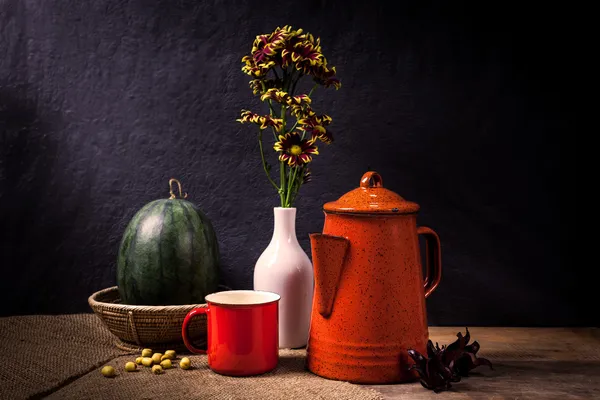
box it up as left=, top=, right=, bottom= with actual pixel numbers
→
left=0, top=314, right=128, bottom=399
left=0, top=314, right=382, bottom=400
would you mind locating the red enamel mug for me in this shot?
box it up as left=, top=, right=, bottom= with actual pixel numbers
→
left=182, top=290, right=280, bottom=376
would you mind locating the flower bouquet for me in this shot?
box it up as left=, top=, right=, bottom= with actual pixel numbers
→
left=237, top=25, right=340, bottom=207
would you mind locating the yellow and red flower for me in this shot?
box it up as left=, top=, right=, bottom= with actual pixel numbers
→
left=248, top=79, right=281, bottom=95
left=281, top=32, right=324, bottom=74
left=237, top=110, right=283, bottom=131
left=303, top=168, right=312, bottom=184
left=311, top=60, right=341, bottom=89
left=260, top=88, right=312, bottom=107
left=241, top=25, right=340, bottom=89
left=273, top=132, right=319, bottom=167
left=251, top=26, right=291, bottom=62
left=290, top=103, right=315, bottom=119
left=242, top=56, right=276, bottom=78
left=298, top=113, right=333, bottom=143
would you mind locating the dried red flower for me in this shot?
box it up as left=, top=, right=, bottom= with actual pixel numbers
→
left=407, top=328, right=493, bottom=393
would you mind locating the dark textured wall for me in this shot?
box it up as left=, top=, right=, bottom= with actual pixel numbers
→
left=1, top=1, right=577, bottom=325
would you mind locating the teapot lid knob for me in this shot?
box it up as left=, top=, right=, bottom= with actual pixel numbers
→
left=360, top=171, right=383, bottom=188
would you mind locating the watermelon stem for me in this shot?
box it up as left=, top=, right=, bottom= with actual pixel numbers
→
left=168, top=179, right=188, bottom=200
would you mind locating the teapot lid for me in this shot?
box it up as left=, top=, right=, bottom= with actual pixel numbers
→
left=323, top=171, right=419, bottom=215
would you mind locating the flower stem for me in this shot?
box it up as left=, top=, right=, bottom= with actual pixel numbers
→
left=258, top=130, right=279, bottom=192
left=289, top=121, right=299, bottom=133
left=261, top=81, right=280, bottom=141
left=285, top=166, right=299, bottom=206
left=268, top=106, right=278, bottom=141
left=280, top=99, right=288, bottom=207
left=291, top=72, right=300, bottom=96
left=267, top=101, right=277, bottom=117
left=280, top=161, right=286, bottom=206
left=289, top=166, right=304, bottom=205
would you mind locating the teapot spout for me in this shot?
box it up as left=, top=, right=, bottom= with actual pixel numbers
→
left=309, top=233, right=350, bottom=318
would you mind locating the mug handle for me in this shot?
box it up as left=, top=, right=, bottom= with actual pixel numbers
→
left=417, top=226, right=442, bottom=298
left=182, top=307, right=209, bottom=354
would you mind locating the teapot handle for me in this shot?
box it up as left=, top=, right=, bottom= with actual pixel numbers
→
left=417, top=226, right=442, bottom=298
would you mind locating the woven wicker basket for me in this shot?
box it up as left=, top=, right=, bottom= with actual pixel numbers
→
left=88, top=286, right=207, bottom=352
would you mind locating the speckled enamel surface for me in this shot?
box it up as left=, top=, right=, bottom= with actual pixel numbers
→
left=323, top=171, right=420, bottom=215
left=309, top=234, right=350, bottom=318
left=307, top=172, right=442, bottom=384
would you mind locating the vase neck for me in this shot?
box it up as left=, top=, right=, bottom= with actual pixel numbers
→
left=272, top=207, right=298, bottom=244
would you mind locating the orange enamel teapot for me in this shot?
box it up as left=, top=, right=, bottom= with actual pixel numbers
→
left=307, top=171, right=442, bottom=384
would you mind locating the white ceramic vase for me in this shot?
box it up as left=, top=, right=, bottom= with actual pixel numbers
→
left=254, top=207, right=314, bottom=349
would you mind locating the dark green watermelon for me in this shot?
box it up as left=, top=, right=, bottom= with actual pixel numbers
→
left=117, top=198, right=220, bottom=305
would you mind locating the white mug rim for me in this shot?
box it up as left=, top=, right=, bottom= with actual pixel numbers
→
left=205, top=290, right=280, bottom=306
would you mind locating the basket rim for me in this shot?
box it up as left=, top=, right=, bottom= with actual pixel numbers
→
left=88, top=286, right=207, bottom=312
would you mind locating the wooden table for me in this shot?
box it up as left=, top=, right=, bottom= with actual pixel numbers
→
left=366, top=327, right=600, bottom=399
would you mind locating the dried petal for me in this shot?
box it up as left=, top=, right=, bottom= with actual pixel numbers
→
left=453, top=340, right=493, bottom=376
left=408, top=344, right=456, bottom=393
left=406, top=328, right=492, bottom=393
left=447, top=329, right=493, bottom=376
left=407, top=349, right=427, bottom=375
